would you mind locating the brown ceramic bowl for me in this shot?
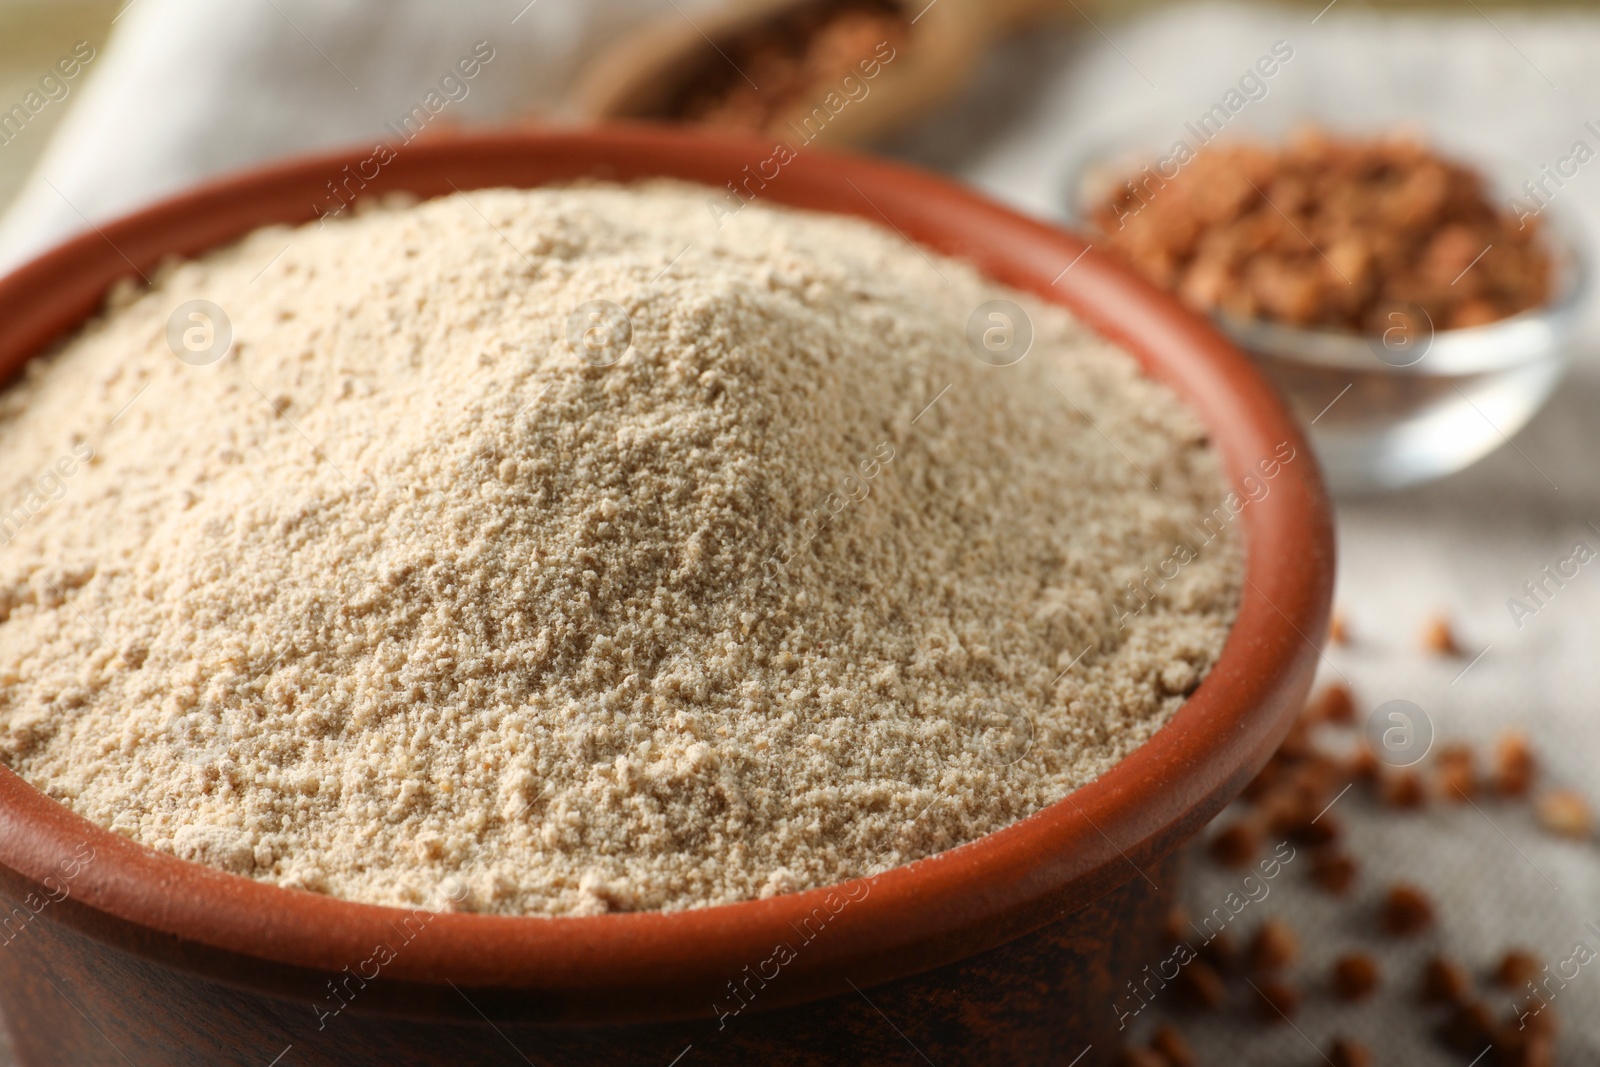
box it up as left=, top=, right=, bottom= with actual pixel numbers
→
left=0, top=128, right=1333, bottom=1067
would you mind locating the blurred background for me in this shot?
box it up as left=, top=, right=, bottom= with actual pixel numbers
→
left=3, top=0, right=1599, bottom=1063
left=0, top=0, right=111, bottom=208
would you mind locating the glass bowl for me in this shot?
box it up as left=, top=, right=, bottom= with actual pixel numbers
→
left=1062, top=125, right=1592, bottom=495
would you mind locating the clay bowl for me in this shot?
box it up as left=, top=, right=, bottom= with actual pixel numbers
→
left=0, top=127, right=1333, bottom=1067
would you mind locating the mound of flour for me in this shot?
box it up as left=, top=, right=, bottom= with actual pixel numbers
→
left=0, top=182, right=1239, bottom=915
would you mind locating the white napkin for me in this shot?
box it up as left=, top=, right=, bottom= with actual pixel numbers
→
left=0, top=0, right=687, bottom=271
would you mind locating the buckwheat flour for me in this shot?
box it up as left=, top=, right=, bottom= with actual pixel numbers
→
left=0, top=182, right=1241, bottom=915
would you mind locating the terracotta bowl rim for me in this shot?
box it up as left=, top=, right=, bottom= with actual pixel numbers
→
left=0, top=126, right=1334, bottom=1021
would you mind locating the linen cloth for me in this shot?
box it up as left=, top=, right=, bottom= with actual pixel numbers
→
left=885, top=5, right=1600, bottom=1059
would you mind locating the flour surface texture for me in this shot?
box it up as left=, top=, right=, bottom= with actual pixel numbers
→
left=0, top=183, right=1241, bottom=915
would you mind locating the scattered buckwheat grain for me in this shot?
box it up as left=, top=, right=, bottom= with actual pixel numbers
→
left=1535, top=789, right=1592, bottom=840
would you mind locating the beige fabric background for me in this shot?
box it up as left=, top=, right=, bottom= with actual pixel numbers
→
left=891, top=3, right=1600, bottom=1059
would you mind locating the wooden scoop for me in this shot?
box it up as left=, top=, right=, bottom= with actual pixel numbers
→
left=569, top=0, right=1060, bottom=147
